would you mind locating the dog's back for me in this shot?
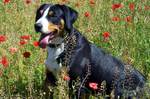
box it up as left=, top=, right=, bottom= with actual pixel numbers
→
left=89, top=44, right=145, bottom=96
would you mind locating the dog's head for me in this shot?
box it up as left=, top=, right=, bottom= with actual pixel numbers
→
left=34, top=4, right=78, bottom=48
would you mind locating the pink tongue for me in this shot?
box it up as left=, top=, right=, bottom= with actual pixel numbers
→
left=40, top=35, right=49, bottom=49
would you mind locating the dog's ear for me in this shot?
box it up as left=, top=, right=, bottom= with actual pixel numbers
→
left=35, top=4, right=52, bottom=21
left=58, top=5, right=78, bottom=32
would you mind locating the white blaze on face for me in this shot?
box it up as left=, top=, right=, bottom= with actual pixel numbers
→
left=36, top=7, right=50, bottom=34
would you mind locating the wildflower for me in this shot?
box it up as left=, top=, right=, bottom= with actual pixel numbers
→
left=129, top=3, right=135, bottom=11
left=84, top=11, right=90, bottom=18
left=125, top=16, right=132, bottom=23
left=0, top=56, right=9, bottom=68
left=112, top=3, right=123, bottom=11
left=23, top=51, right=31, bottom=58
left=19, top=40, right=28, bottom=45
left=86, top=28, right=92, bottom=32
left=33, top=41, right=39, bottom=47
left=89, top=82, right=98, bottom=90
left=112, top=16, right=120, bottom=22
left=3, top=0, right=10, bottom=4
left=102, top=32, right=110, bottom=39
left=75, top=2, right=80, bottom=7
left=145, top=6, right=150, bottom=10
left=63, top=75, right=70, bottom=81
left=25, top=0, right=32, bottom=4
left=89, top=0, right=95, bottom=6
left=62, top=0, right=68, bottom=2
left=60, top=0, right=69, bottom=4
left=20, top=35, right=31, bottom=40
left=9, top=47, right=18, bottom=54
left=0, top=35, right=7, bottom=43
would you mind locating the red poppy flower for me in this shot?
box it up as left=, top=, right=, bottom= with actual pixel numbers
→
left=0, top=35, right=7, bottom=43
left=89, top=82, right=98, bottom=90
left=33, top=41, right=39, bottom=47
left=25, top=0, right=32, bottom=4
left=0, top=56, right=9, bottom=68
left=23, top=51, right=31, bottom=58
left=63, top=75, right=70, bottom=81
left=112, top=16, right=120, bottom=22
left=89, top=0, right=95, bottom=6
left=9, top=47, right=18, bottom=54
left=19, top=40, right=28, bottom=45
left=20, top=35, right=31, bottom=40
left=112, top=3, right=123, bottom=11
left=102, top=32, right=110, bottom=39
left=129, top=3, right=135, bottom=11
left=3, top=0, right=10, bottom=4
left=125, top=16, right=132, bottom=22
left=84, top=11, right=90, bottom=18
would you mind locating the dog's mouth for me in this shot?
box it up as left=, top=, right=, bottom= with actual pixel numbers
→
left=38, top=21, right=64, bottom=49
left=39, top=31, right=57, bottom=49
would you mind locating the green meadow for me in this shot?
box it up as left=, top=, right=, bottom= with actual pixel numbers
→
left=0, top=0, right=150, bottom=98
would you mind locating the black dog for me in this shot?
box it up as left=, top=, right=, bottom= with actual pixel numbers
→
left=34, top=4, right=145, bottom=99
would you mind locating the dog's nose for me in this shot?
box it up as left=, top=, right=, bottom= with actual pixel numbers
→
left=34, top=23, right=42, bottom=32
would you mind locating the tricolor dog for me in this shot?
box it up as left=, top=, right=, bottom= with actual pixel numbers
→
left=34, top=4, right=145, bottom=99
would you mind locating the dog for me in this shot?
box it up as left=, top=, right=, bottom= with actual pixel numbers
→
left=34, top=4, right=145, bottom=99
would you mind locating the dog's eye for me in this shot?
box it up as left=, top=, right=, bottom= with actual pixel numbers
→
left=48, top=11, right=54, bottom=16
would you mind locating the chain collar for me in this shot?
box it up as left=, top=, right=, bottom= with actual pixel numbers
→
left=62, top=29, right=77, bottom=67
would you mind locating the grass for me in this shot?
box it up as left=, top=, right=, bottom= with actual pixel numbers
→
left=0, top=0, right=150, bottom=98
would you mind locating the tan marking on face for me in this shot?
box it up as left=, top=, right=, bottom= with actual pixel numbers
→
left=48, top=11, right=54, bottom=16
left=48, top=23, right=59, bottom=33
left=47, top=19, right=65, bottom=37
left=58, top=19, right=65, bottom=37
left=60, top=19, right=64, bottom=29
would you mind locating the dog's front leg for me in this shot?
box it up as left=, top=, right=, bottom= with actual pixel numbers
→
left=43, top=69, right=57, bottom=99
left=43, top=77, right=54, bottom=99
left=68, top=79, right=75, bottom=99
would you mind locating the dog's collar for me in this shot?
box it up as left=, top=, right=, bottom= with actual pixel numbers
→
left=48, top=43, right=61, bottom=48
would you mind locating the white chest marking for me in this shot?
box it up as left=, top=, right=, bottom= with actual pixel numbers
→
left=45, top=43, right=64, bottom=74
